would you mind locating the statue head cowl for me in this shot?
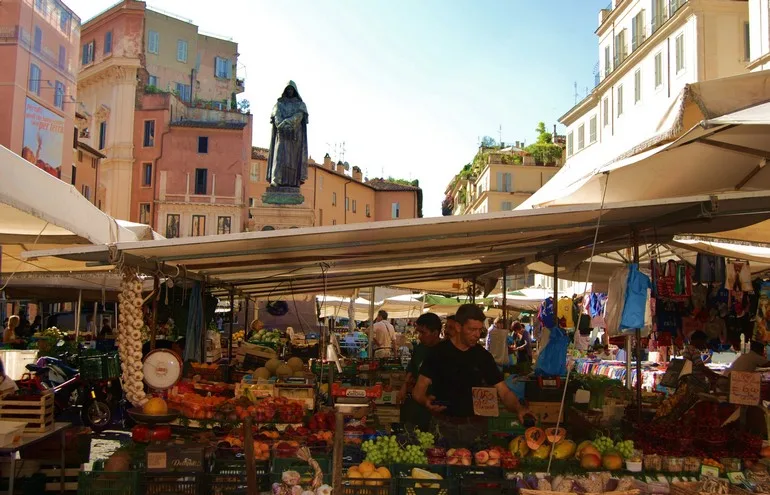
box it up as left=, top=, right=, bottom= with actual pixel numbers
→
left=281, top=80, right=302, bottom=101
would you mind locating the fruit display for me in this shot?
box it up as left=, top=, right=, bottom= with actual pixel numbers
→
left=231, top=329, right=245, bottom=343
left=446, top=448, right=472, bottom=466
left=116, top=267, right=148, bottom=408
left=361, top=435, right=428, bottom=465
left=346, top=461, right=391, bottom=487
left=407, top=467, right=444, bottom=489
left=143, top=397, right=169, bottom=415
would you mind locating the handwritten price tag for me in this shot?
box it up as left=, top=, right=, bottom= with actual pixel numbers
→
left=729, top=371, right=761, bottom=406
left=472, top=387, right=499, bottom=417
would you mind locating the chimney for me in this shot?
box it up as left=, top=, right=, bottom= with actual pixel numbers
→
left=336, top=161, right=345, bottom=174
left=323, top=153, right=332, bottom=169
left=352, top=166, right=362, bottom=181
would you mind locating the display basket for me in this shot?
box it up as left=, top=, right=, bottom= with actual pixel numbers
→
left=340, top=466, right=393, bottom=495
left=459, top=474, right=517, bottom=495
left=79, top=352, right=121, bottom=380
left=671, top=482, right=747, bottom=495
left=270, top=447, right=331, bottom=490
left=77, top=471, right=138, bottom=495
left=521, top=489, right=640, bottom=495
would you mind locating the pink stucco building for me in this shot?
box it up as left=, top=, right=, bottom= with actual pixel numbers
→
left=77, top=0, right=250, bottom=236
left=0, top=0, right=80, bottom=182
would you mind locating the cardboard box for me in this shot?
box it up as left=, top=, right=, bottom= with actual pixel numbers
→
left=235, top=342, right=278, bottom=365
left=146, top=441, right=206, bottom=472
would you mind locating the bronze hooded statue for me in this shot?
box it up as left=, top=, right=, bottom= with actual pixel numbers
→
left=265, top=81, right=309, bottom=188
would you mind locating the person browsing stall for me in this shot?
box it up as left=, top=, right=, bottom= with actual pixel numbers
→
left=412, top=304, right=528, bottom=447
left=729, top=340, right=770, bottom=372
left=372, top=310, right=397, bottom=358
left=486, top=317, right=509, bottom=368
left=398, top=312, right=443, bottom=431
left=444, top=315, right=458, bottom=340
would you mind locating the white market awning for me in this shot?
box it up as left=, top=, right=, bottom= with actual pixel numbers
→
left=22, top=190, right=770, bottom=299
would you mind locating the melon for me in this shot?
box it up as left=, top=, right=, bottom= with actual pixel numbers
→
left=545, top=427, right=566, bottom=444
left=287, top=356, right=304, bottom=372
left=254, top=367, right=271, bottom=380
left=265, top=358, right=282, bottom=375
left=509, top=435, right=530, bottom=457
left=293, top=371, right=306, bottom=378
left=525, top=427, right=546, bottom=451
left=532, top=444, right=551, bottom=460
left=553, top=440, right=577, bottom=460
left=276, top=364, right=293, bottom=379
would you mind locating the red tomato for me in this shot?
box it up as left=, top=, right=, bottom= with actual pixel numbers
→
left=132, top=425, right=151, bottom=443
left=150, top=426, right=172, bottom=442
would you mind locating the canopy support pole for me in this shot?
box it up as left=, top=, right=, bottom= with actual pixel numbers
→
left=74, top=289, right=82, bottom=341
left=368, top=286, right=375, bottom=360
left=472, top=278, right=477, bottom=303
left=502, top=265, right=508, bottom=327
left=553, top=255, right=558, bottom=302
left=228, top=291, right=235, bottom=378
left=633, top=234, right=642, bottom=420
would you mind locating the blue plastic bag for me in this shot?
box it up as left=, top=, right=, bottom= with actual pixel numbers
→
left=504, top=374, right=526, bottom=402
left=620, top=263, right=651, bottom=331
left=535, top=326, right=569, bottom=376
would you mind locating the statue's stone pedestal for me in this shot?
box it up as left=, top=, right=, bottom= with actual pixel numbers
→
left=247, top=202, right=315, bottom=231
left=262, top=186, right=304, bottom=205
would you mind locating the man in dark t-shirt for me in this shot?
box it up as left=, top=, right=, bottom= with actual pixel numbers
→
left=398, top=312, right=442, bottom=431
left=413, top=304, right=528, bottom=447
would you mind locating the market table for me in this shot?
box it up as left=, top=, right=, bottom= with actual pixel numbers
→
left=0, top=421, right=70, bottom=495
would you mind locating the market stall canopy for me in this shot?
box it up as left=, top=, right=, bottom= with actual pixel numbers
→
left=518, top=71, right=770, bottom=210
left=1, top=271, right=155, bottom=301
left=23, top=190, right=770, bottom=299
left=1, top=145, right=162, bottom=276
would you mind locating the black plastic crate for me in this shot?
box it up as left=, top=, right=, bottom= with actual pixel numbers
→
left=459, top=477, right=518, bottom=495
left=340, top=479, right=394, bottom=495
left=142, top=472, right=200, bottom=495
left=78, top=471, right=138, bottom=495
left=392, top=464, right=456, bottom=495
left=524, top=376, right=568, bottom=402
left=209, top=459, right=269, bottom=493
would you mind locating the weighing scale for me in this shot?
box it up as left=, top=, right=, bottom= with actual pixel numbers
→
left=127, top=348, right=183, bottom=424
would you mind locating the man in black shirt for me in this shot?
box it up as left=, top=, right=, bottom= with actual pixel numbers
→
left=413, top=304, right=528, bottom=447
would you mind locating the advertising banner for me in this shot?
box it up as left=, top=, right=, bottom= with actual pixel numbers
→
left=21, top=97, right=64, bottom=178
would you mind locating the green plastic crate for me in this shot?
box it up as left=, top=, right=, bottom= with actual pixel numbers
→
left=77, top=471, right=138, bottom=495
left=392, top=464, right=456, bottom=495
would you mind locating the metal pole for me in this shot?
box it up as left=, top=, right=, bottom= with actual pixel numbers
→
left=368, top=286, right=375, bottom=360
left=633, top=234, right=642, bottom=418
left=502, top=265, right=508, bottom=328
left=74, top=289, right=82, bottom=341
left=228, top=291, right=235, bottom=374
left=472, top=278, right=477, bottom=304
left=553, top=255, right=559, bottom=302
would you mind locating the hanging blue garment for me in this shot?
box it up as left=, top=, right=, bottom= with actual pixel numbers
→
left=184, top=281, right=203, bottom=362
left=620, top=263, right=651, bottom=331
left=539, top=298, right=556, bottom=328
left=535, top=326, right=569, bottom=376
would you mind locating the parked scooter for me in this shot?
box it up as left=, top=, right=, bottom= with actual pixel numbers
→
left=17, top=344, right=126, bottom=431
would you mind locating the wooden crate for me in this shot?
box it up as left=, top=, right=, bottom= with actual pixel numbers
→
left=41, top=466, right=80, bottom=493
left=528, top=401, right=564, bottom=424
left=0, top=392, right=54, bottom=433
left=275, top=384, right=315, bottom=410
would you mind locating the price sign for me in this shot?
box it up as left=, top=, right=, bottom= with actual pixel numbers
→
left=472, top=387, right=499, bottom=417
left=729, top=371, right=761, bottom=406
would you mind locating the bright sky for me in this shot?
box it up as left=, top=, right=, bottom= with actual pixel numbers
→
left=66, top=0, right=607, bottom=216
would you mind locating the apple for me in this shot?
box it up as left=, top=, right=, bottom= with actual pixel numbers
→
left=487, top=458, right=500, bottom=467
left=488, top=450, right=501, bottom=460
left=446, top=449, right=456, bottom=457
left=461, top=457, right=472, bottom=466
left=447, top=456, right=460, bottom=465
left=475, top=451, right=490, bottom=465
left=581, top=453, right=602, bottom=470
left=456, top=448, right=472, bottom=458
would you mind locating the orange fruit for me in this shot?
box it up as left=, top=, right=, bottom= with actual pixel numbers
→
left=376, top=467, right=391, bottom=479
left=358, top=461, right=375, bottom=476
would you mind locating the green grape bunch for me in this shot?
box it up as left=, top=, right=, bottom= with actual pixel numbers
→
left=614, top=440, right=634, bottom=459
left=593, top=436, right=615, bottom=454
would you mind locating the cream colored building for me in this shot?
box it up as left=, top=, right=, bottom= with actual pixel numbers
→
left=247, top=151, right=421, bottom=230
left=76, top=0, right=245, bottom=221
left=445, top=147, right=562, bottom=215
left=748, top=0, right=770, bottom=70
left=517, top=0, right=750, bottom=213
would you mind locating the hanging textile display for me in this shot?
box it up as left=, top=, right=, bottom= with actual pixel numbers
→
left=655, top=260, right=692, bottom=301
left=754, top=281, right=770, bottom=343
left=605, top=265, right=629, bottom=336
left=694, top=254, right=726, bottom=284
left=538, top=297, right=555, bottom=328
left=620, top=263, right=651, bottom=332
left=557, top=296, right=575, bottom=329
left=726, top=260, right=753, bottom=292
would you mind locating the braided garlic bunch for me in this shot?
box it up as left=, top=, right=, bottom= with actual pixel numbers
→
left=116, top=267, right=148, bottom=407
